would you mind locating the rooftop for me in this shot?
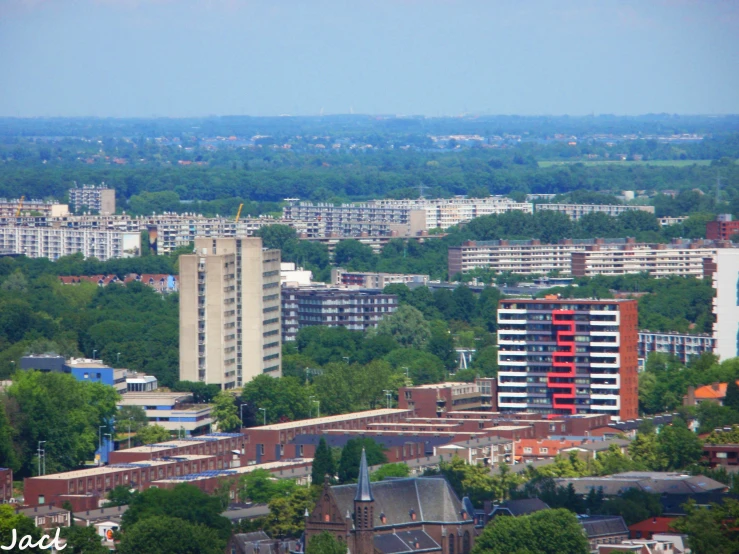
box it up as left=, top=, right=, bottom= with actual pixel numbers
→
left=251, top=409, right=410, bottom=431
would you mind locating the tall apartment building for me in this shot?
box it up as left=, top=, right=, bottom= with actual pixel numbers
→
left=638, top=330, right=715, bottom=366
left=69, top=185, right=116, bottom=215
left=0, top=226, right=140, bottom=260
left=497, top=298, right=639, bottom=420
left=179, top=237, right=282, bottom=389
left=0, top=198, right=68, bottom=217
left=281, top=287, right=397, bottom=342
left=534, top=203, right=654, bottom=220
left=706, top=249, right=739, bottom=361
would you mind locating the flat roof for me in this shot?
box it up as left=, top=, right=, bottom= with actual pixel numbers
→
left=251, top=409, right=411, bottom=431
left=406, top=382, right=468, bottom=390
left=36, top=455, right=216, bottom=481
left=152, top=459, right=313, bottom=483
left=488, top=425, right=532, bottom=431
left=365, top=422, right=461, bottom=428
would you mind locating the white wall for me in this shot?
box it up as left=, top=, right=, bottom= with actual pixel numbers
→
left=713, top=250, right=739, bottom=360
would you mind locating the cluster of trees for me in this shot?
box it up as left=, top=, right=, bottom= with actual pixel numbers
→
left=0, top=258, right=180, bottom=386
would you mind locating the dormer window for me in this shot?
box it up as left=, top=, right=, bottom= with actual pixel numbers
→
left=409, top=509, right=417, bottom=521
left=380, top=512, right=387, bottom=524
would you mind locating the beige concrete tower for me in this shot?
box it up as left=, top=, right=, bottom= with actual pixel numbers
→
left=179, top=237, right=281, bottom=389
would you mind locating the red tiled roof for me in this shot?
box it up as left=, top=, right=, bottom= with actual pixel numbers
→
left=694, top=381, right=739, bottom=399
left=628, top=517, right=676, bottom=535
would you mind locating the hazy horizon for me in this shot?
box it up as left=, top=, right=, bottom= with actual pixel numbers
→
left=1, top=0, right=738, bottom=118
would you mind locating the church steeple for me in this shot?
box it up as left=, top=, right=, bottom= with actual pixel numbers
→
left=355, top=448, right=374, bottom=502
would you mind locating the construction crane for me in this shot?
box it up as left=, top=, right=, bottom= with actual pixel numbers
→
left=15, top=196, right=24, bottom=217
left=235, top=203, right=244, bottom=223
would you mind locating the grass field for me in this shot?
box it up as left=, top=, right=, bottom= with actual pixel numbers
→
left=537, top=159, right=715, bottom=168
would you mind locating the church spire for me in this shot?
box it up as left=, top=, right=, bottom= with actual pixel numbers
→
left=355, top=448, right=374, bottom=502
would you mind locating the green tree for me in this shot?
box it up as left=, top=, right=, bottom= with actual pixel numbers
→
left=470, top=345, right=498, bottom=377
left=104, top=485, right=138, bottom=507
left=240, top=375, right=311, bottom=424
left=333, top=240, right=376, bottom=272
left=60, top=525, right=110, bottom=554
left=136, top=424, right=171, bottom=446
left=312, top=437, right=336, bottom=485
left=658, top=419, right=703, bottom=470
left=672, top=498, right=739, bottom=554
left=630, top=425, right=666, bottom=471
left=338, top=439, right=387, bottom=483
left=725, top=379, right=739, bottom=412
left=0, top=399, right=19, bottom=472
left=376, top=304, right=431, bottom=350
left=371, top=462, right=410, bottom=482
left=264, top=487, right=317, bottom=538
left=0, top=504, right=43, bottom=554
left=439, top=456, right=497, bottom=507
left=426, top=323, right=457, bottom=371
left=116, top=405, right=149, bottom=435
left=118, top=516, right=225, bottom=554
left=306, top=532, right=348, bottom=554
left=472, top=508, right=589, bottom=554
left=238, top=469, right=298, bottom=503
left=212, top=391, right=241, bottom=432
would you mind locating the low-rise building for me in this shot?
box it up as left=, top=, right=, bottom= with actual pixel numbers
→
left=281, top=287, right=397, bottom=342
left=702, top=443, right=739, bottom=468
left=16, top=506, right=71, bottom=529
left=629, top=517, right=678, bottom=540
left=331, top=267, right=429, bottom=288
left=706, top=213, right=739, bottom=241
left=398, top=379, right=497, bottom=417
left=0, top=198, right=68, bottom=218
left=580, top=515, right=629, bottom=551
left=116, top=392, right=212, bottom=435
left=638, top=331, right=715, bottom=366
left=683, top=381, right=739, bottom=407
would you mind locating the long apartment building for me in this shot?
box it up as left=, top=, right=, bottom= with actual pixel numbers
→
left=0, top=198, right=68, bottom=217
left=706, top=249, right=739, bottom=361
left=283, top=196, right=533, bottom=235
left=69, top=185, right=116, bottom=215
left=497, top=298, right=639, bottom=420
left=282, top=287, right=397, bottom=341
left=331, top=267, right=429, bottom=288
left=638, top=330, right=715, bottom=366
left=534, top=203, right=654, bottom=220
left=449, top=238, right=732, bottom=278
left=571, top=239, right=732, bottom=278
left=179, top=237, right=282, bottom=389
left=0, top=226, right=141, bottom=260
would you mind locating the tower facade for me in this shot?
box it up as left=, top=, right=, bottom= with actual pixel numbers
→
left=353, top=449, right=375, bottom=554
left=497, top=298, right=638, bottom=420
left=179, top=237, right=281, bottom=389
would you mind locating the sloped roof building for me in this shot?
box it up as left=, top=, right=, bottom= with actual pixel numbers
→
left=304, top=449, right=477, bottom=554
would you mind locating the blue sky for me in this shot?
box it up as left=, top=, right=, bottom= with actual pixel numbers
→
left=0, top=0, right=737, bottom=117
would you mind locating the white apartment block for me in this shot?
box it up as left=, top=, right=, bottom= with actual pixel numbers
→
left=448, top=238, right=632, bottom=276
left=0, top=226, right=140, bottom=261
left=331, top=267, right=429, bottom=288
left=571, top=240, right=731, bottom=278
left=708, top=249, right=739, bottom=361
left=69, top=185, right=116, bottom=215
left=179, top=237, right=282, bottom=389
left=534, top=203, right=655, bottom=220
left=283, top=196, right=533, bottom=235
left=0, top=199, right=68, bottom=217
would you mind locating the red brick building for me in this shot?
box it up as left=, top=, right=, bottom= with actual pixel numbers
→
left=497, top=298, right=639, bottom=420
left=706, top=214, right=739, bottom=241
left=0, top=468, right=12, bottom=503
left=398, top=378, right=497, bottom=418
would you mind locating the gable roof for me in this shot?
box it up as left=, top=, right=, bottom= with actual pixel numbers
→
left=628, top=517, right=677, bottom=534
left=490, top=498, right=550, bottom=517
left=330, top=477, right=466, bottom=526
left=373, top=530, right=441, bottom=553
left=694, top=381, right=739, bottom=399
left=580, top=515, right=629, bottom=538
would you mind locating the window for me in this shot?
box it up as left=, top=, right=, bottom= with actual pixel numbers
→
left=523, top=447, right=532, bottom=453
left=540, top=448, right=548, bottom=454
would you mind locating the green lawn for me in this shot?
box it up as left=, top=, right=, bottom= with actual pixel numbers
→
left=538, top=159, right=715, bottom=168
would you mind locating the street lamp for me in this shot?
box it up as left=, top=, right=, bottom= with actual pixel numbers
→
left=258, top=408, right=267, bottom=426
left=383, top=390, right=392, bottom=410
left=92, top=349, right=97, bottom=360
left=37, top=441, right=46, bottom=476
left=342, top=356, right=350, bottom=364
left=313, top=400, right=320, bottom=419
left=402, top=366, right=409, bottom=379
left=117, top=352, right=121, bottom=365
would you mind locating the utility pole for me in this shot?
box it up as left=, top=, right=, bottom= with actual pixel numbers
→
left=98, top=425, right=105, bottom=465
left=314, top=400, right=320, bottom=419
left=259, top=408, right=267, bottom=426
left=383, top=390, right=392, bottom=409
left=128, top=417, right=133, bottom=449
left=37, top=441, right=46, bottom=476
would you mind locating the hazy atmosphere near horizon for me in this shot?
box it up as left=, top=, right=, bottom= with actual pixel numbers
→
left=1, top=0, right=738, bottom=118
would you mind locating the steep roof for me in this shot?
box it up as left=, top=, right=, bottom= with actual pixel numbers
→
left=373, top=530, right=441, bottom=553
left=628, top=517, right=677, bottom=535
left=580, top=515, right=629, bottom=538
left=355, top=449, right=374, bottom=502
left=693, top=381, right=739, bottom=399
left=490, top=498, right=550, bottom=517
left=331, top=477, right=466, bottom=526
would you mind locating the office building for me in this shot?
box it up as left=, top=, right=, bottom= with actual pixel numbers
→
left=497, top=298, right=639, bottom=420
left=638, top=331, right=715, bottom=366
left=117, top=392, right=212, bottom=435
left=706, top=249, right=739, bottom=361
left=281, top=287, right=397, bottom=342
left=398, top=379, right=497, bottom=417
left=179, top=237, right=282, bottom=389
left=331, top=267, right=429, bottom=288
left=534, top=203, right=654, bottom=220
left=0, top=226, right=140, bottom=261
left=706, top=214, right=739, bottom=241
left=69, top=185, right=116, bottom=215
